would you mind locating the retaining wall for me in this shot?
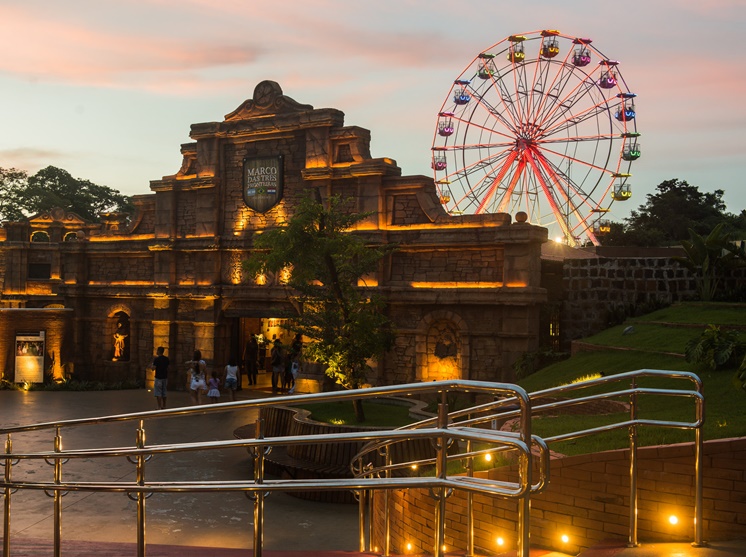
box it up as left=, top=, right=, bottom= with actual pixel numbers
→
left=372, top=437, right=746, bottom=555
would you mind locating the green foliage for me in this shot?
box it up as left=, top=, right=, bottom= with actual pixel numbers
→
left=600, top=179, right=744, bottom=247
left=512, top=348, right=569, bottom=380
left=674, top=223, right=744, bottom=301
left=517, top=302, right=746, bottom=455
left=685, top=324, right=745, bottom=371
left=244, top=192, right=395, bottom=397
left=299, top=400, right=414, bottom=427
left=0, top=165, right=133, bottom=223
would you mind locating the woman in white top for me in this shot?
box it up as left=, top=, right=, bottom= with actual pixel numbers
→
left=186, top=349, right=207, bottom=405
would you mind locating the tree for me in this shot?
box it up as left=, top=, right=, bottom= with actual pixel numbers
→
left=0, top=166, right=133, bottom=223
left=675, top=223, right=742, bottom=301
left=600, top=179, right=742, bottom=247
left=244, top=192, right=395, bottom=422
left=0, top=167, right=29, bottom=222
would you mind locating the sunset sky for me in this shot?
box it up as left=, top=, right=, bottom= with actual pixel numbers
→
left=1, top=0, right=744, bottom=226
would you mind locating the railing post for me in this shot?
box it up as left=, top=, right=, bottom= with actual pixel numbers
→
left=628, top=378, right=638, bottom=548
left=53, top=427, right=63, bottom=557
left=252, top=418, right=266, bottom=557
left=693, top=396, right=705, bottom=547
left=357, top=487, right=366, bottom=552
left=3, top=434, right=12, bottom=557
left=383, top=446, right=391, bottom=557
left=135, top=421, right=147, bottom=557
left=434, top=403, right=449, bottom=557
left=517, top=393, right=532, bottom=557
left=465, top=436, right=474, bottom=557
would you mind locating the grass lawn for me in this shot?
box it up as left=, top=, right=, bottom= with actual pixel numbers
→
left=296, top=303, right=745, bottom=458
left=517, top=303, right=746, bottom=456
left=299, top=400, right=415, bottom=428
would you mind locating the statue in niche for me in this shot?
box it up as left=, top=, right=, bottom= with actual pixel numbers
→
left=434, top=327, right=458, bottom=359
left=112, top=312, right=130, bottom=361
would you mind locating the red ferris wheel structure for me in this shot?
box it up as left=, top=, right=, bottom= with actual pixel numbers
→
left=432, top=30, right=640, bottom=246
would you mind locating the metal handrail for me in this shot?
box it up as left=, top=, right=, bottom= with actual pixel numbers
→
left=351, top=369, right=705, bottom=552
left=1, top=380, right=536, bottom=557
left=1, top=372, right=705, bottom=557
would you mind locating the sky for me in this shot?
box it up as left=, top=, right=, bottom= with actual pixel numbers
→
left=1, top=0, right=745, bottom=229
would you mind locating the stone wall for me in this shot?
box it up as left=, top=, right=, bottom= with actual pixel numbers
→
left=559, top=254, right=746, bottom=343
left=373, top=437, right=746, bottom=555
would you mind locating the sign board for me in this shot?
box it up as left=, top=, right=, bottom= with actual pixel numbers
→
left=243, top=156, right=284, bottom=213
left=15, top=331, right=45, bottom=383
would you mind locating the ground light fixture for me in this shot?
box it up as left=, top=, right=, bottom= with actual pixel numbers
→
left=669, top=515, right=679, bottom=525
left=561, top=534, right=570, bottom=544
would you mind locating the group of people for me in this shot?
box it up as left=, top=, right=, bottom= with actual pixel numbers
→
left=149, top=333, right=303, bottom=409
left=185, top=350, right=241, bottom=405
left=269, top=333, right=302, bottom=394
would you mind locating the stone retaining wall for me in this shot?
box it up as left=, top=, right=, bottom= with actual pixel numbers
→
left=560, top=255, right=746, bottom=343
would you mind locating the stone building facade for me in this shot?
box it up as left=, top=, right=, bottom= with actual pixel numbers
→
left=0, top=81, right=547, bottom=388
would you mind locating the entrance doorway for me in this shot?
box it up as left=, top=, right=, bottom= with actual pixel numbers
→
left=238, top=317, right=296, bottom=373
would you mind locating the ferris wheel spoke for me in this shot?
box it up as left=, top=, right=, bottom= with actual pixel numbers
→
left=541, top=100, right=615, bottom=138
left=485, top=73, right=522, bottom=129
left=529, top=46, right=578, bottom=125
left=531, top=150, right=601, bottom=244
left=472, top=150, right=521, bottom=213
left=536, top=142, right=616, bottom=175
left=446, top=146, right=516, bottom=197
left=533, top=70, right=599, bottom=131
left=523, top=151, right=574, bottom=241
left=494, top=155, right=527, bottom=213
left=468, top=86, right=521, bottom=134
left=534, top=152, right=596, bottom=213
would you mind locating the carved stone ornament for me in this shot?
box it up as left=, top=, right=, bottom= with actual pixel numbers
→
left=225, top=80, right=313, bottom=121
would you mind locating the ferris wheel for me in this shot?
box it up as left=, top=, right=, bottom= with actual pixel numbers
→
left=431, top=30, right=640, bottom=246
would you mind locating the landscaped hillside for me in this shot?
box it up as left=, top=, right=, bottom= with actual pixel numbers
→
left=516, top=302, right=746, bottom=456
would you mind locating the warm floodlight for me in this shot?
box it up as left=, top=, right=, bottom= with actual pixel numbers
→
left=669, top=515, right=678, bottom=525
left=496, top=537, right=505, bottom=546
left=484, top=453, right=492, bottom=462
left=561, top=534, right=570, bottom=543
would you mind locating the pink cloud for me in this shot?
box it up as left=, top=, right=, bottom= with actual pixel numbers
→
left=0, top=5, right=261, bottom=87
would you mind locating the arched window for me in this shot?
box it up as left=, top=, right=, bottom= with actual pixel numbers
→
left=64, top=232, right=79, bottom=242
left=30, top=231, right=50, bottom=242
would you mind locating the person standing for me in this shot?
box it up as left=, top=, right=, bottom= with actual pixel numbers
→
left=270, top=339, right=283, bottom=394
left=152, top=346, right=170, bottom=410
left=223, top=357, right=239, bottom=402
left=186, top=350, right=207, bottom=405
left=243, top=333, right=259, bottom=387
left=206, top=371, right=221, bottom=403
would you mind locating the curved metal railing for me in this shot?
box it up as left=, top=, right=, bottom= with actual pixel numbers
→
left=352, top=370, right=705, bottom=553
left=1, top=372, right=704, bottom=557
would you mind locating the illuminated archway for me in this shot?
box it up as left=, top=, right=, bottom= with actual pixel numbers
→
left=415, top=311, right=470, bottom=381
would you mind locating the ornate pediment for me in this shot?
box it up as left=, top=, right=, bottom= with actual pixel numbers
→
left=224, top=80, right=313, bottom=121
left=27, top=207, right=87, bottom=226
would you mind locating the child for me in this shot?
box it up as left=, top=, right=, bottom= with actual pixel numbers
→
left=224, top=357, right=239, bottom=402
left=206, top=370, right=221, bottom=403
